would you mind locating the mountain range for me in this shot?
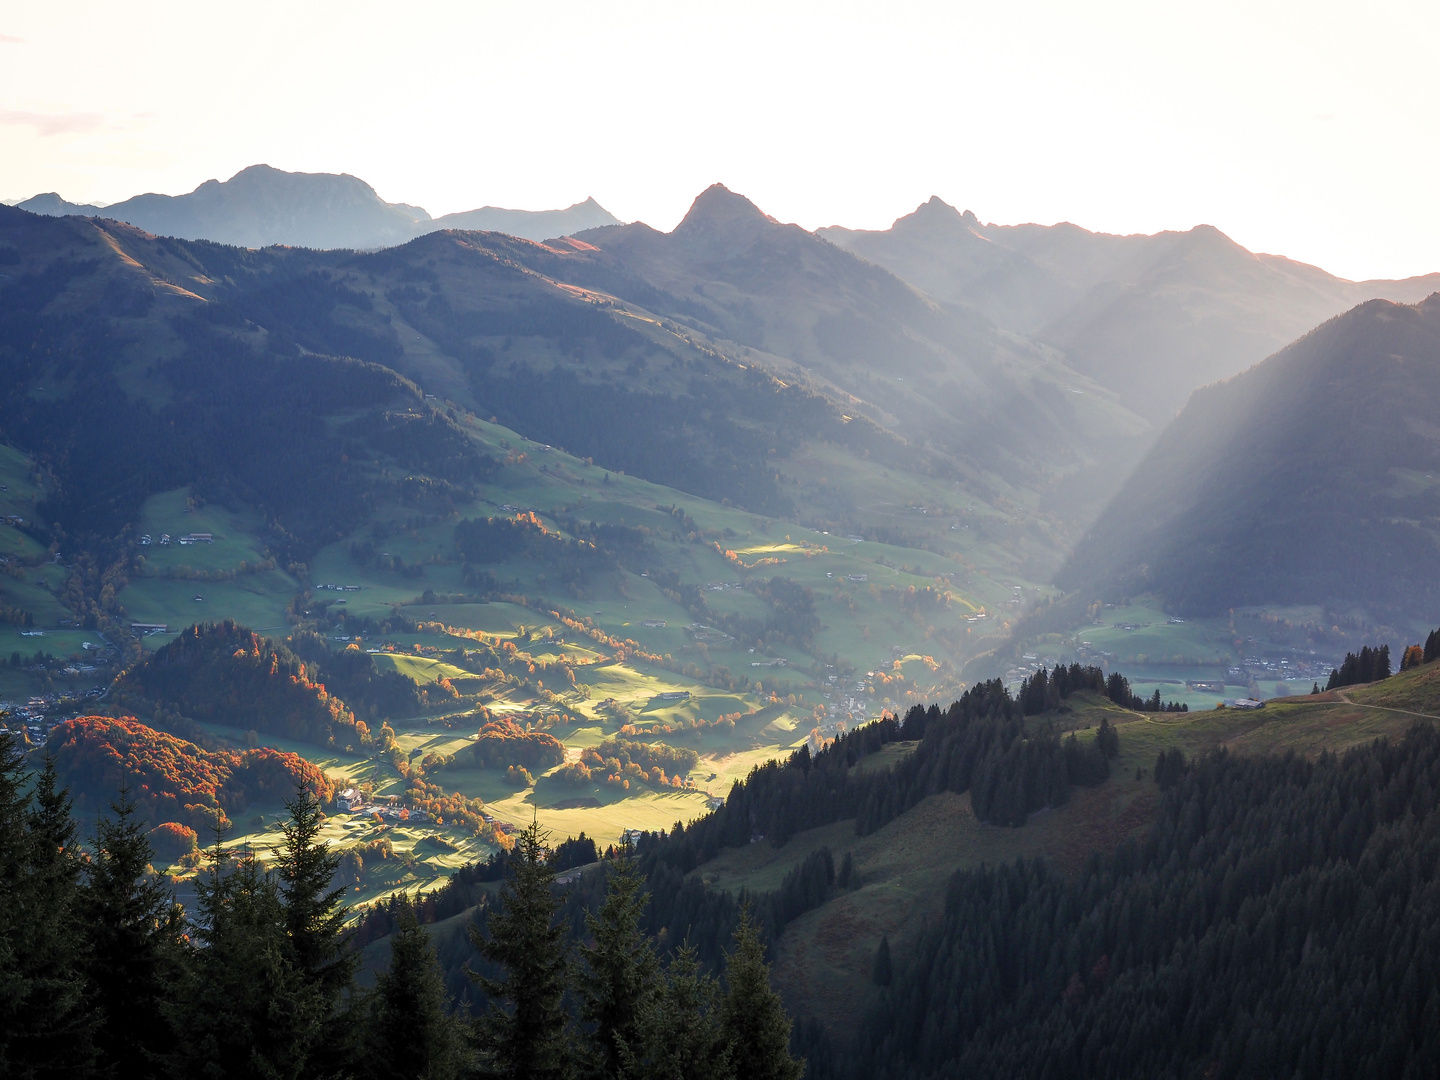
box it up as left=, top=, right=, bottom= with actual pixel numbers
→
left=21, top=162, right=1436, bottom=447
left=823, top=197, right=1440, bottom=419
left=14, top=164, right=620, bottom=248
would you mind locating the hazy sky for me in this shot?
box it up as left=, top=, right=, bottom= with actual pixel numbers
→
left=2, top=0, right=1437, bottom=280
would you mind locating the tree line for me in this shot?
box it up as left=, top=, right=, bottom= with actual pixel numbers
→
left=1326, top=643, right=1392, bottom=689
left=0, top=728, right=804, bottom=1080
left=1018, top=663, right=1187, bottom=715
left=1323, top=621, right=1440, bottom=690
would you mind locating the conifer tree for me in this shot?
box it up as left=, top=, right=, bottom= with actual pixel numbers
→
left=1096, top=716, right=1120, bottom=759
left=82, top=783, right=185, bottom=1076
left=166, top=832, right=323, bottom=1080
left=0, top=728, right=31, bottom=1076
left=718, top=908, right=804, bottom=1080
left=277, top=784, right=353, bottom=994
left=11, top=753, right=97, bottom=1078
left=871, top=934, right=893, bottom=987
left=365, top=894, right=468, bottom=1080
left=623, top=944, right=731, bottom=1080
left=577, top=849, right=657, bottom=1080
left=469, top=819, right=573, bottom=1080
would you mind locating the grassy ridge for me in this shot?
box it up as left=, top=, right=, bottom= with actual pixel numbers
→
left=696, top=662, right=1440, bottom=1036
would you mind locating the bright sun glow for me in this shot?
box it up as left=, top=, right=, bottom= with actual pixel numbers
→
left=1, top=0, right=1437, bottom=280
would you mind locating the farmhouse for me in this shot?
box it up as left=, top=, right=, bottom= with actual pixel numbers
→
left=1230, top=698, right=1266, bottom=710
left=651, top=690, right=690, bottom=702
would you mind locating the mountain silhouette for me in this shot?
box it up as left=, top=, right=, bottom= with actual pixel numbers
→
left=824, top=199, right=1440, bottom=418
left=15, top=165, right=619, bottom=249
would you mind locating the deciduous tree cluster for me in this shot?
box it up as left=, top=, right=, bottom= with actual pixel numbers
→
left=46, top=714, right=332, bottom=833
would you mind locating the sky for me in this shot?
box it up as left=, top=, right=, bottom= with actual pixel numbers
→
left=1, top=0, right=1437, bottom=281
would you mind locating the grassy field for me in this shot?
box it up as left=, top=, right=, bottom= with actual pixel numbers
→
left=371, top=653, right=471, bottom=684
left=132, top=489, right=273, bottom=575
left=120, top=570, right=300, bottom=644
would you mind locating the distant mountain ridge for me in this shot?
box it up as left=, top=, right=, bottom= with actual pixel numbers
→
left=13, top=192, right=106, bottom=217
left=16, top=163, right=621, bottom=248
left=428, top=196, right=619, bottom=238
left=823, top=198, right=1440, bottom=418
left=23, top=169, right=1438, bottom=424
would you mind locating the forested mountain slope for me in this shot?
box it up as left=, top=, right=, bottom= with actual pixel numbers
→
left=823, top=197, right=1440, bottom=418
left=1058, top=293, right=1440, bottom=626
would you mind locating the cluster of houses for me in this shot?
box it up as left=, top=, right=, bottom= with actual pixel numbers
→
left=820, top=696, right=873, bottom=728
left=137, top=532, right=213, bottom=547
left=333, top=788, right=432, bottom=823
left=0, top=704, right=48, bottom=745
left=315, top=583, right=362, bottom=592
left=2, top=683, right=107, bottom=743
left=480, top=812, right=516, bottom=836
left=1229, top=656, right=1333, bottom=683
